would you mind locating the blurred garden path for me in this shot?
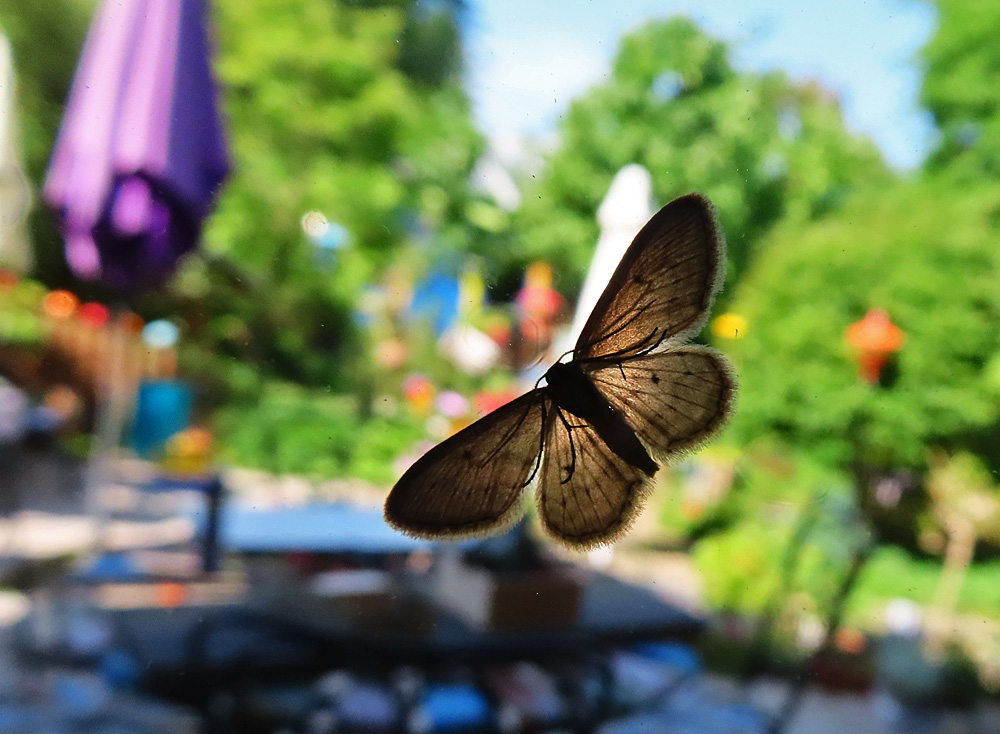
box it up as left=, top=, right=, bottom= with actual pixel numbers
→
left=741, top=675, right=1000, bottom=734
left=2, top=452, right=999, bottom=733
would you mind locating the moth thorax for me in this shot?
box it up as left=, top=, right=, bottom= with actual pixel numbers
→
left=544, top=361, right=604, bottom=419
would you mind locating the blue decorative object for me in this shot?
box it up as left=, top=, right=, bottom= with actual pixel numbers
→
left=74, top=552, right=144, bottom=582
left=631, top=642, right=701, bottom=676
left=142, top=319, right=180, bottom=349
left=415, top=683, right=492, bottom=731
left=131, top=380, right=193, bottom=457
left=409, top=272, right=460, bottom=336
left=100, top=649, right=142, bottom=690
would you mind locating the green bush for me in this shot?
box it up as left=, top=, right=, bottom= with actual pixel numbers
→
left=849, top=546, right=1000, bottom=624
left=0, top=279, right=47, bottom=346
left=213, top=380, right=429, bottom=485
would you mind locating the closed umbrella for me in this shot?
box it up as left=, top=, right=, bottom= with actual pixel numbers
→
left=41, top=0, right=231, bottom=565
left=44, top=0, right=229, bottom=290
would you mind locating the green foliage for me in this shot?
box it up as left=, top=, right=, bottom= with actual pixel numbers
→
left=214, top=381, right=425, bottom=484
left=693, top=521, right=787, bottom=614
left=396, top=0, right=465, bottom=87
left=692, top=1, right=1000, bottom=629
left=921, top=0, right=1000, bottom=176
left=659, top=444, right=851, bottom=541
left=848, top=546, right=1000, bottom=623
left=345, top=410, right=427, bottom=485
left=926, top=450, right=1000, bottom=543
left=512, top=18, right=889, bottom=301
left=693, top=516, right=853, bottom=618
left=0, top=0, right=93, bottom=283
left=726, top=178, right=1000, bottom=471
left=0, top=279, right=47, bottom=345
left=168, top=0, right=483, bottom=393
left=691, top=468, right=869, bottom=618
left=206, top=0, right=477, bottom=268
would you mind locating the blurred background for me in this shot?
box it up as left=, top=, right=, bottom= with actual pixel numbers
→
left=0, top=0, right=999, bottom=732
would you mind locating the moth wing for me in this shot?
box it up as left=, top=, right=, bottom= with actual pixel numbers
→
left=536, top=410, right=652, bottom=550
left=576, top=194, right=724, bottom=360
left=385, top=390, right=548, bottom=539
left=584, top=346, right=735, bottom=459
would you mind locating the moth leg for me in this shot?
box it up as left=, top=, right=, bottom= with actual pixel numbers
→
left=578, top=324, right=663, bottom=365
left=630, top=327, right=667, bottom=357
left=615, top=326, right=662, bottom=358
left=579, top=303, right=648, bottom=353
left=618, top=362, right=627, bottom=380
left=556, top=408, right=578, bottom=484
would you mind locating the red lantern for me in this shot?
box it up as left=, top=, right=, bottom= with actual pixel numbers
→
left=846, top=309, right=904, bottom=384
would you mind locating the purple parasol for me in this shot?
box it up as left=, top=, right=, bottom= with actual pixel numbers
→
left=44, top=0, right=230, bottom=290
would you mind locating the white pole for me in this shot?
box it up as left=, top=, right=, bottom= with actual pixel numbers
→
left=559, top=164, right=655, bottom=355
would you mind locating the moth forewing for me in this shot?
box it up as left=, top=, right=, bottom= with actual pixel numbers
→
left=384, top=390, right=548, bottom=539
left=575, top=193, right=726, bottom=361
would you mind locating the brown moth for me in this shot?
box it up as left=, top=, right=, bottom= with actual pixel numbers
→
left=385, top=193, right=736, bottom=549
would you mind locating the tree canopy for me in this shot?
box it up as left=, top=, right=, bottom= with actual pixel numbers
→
left=921, top=0, right=1000, bottom=177
left=174, top=0, right=482, bottom=394
left=511, top=18, right=890, bottom=302
left=725, top=177, right=1000, bottom=471
left=0, top=0, right=92, bottom=280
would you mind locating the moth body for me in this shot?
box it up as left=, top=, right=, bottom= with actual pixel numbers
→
left=543, top=360, right=658, bottom=477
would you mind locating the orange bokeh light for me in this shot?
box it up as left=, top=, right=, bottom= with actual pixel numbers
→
left=156, top=582, right=188, bottom=608
left=43, top=290, right=80, bottom=319
left=120, top=311, right=145, bottom=334
left=403, top=374, right=436, bottom=415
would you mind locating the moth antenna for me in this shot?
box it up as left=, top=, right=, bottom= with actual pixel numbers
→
left=521, top=317, right=549, bottom=367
